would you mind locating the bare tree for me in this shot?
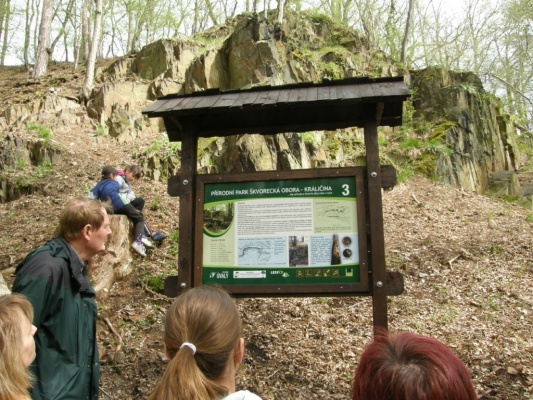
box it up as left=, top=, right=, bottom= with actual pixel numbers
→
left=0, top=0, right=11, bottom=65
left=32, top=0, right=53, bottom=77
left=81, top=0, right=102, bottom=102
left=400, top=0, right=415, bottom=65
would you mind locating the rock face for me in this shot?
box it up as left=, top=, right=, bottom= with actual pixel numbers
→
left=411, top=67, right=520, bottom=194
left=0, top=12, right=525, bottom=198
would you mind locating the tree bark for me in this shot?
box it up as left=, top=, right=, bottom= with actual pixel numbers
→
left=80, top=0, right=102, bottom=103
left=0, top=0, right=11, bottom=65
left=400, top=0, right=415, bottom=66
left=32, top=0, right=53, bottom=78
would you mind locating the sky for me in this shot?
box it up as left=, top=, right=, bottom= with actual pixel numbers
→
left=2, top=0, right=476, bottom=66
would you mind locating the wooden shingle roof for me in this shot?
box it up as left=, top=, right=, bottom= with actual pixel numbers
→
left=142, top=76, right=410, bottom=141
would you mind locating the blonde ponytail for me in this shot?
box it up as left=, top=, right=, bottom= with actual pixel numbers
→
left=149, top=286, right=242, bottom=400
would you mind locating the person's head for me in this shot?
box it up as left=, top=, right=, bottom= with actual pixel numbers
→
left=352, top=329, right=477, bottom=400
left=55, top=198, right=112, bottom=259
left=149, top=285, right=244, bottom=400
left=124, top=165, right=142, bottom=181
left=101, top=165, right=117, bottom=180
left=0, top=294, right=37, bottom=400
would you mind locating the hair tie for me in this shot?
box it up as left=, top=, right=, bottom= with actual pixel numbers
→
left=180, top=342, right=197, bottom=355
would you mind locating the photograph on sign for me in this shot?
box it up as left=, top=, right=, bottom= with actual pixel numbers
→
left=196, top=170, right=368, bottom=294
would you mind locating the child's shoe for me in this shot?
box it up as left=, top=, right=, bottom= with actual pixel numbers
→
left=140, top=235, right=155, bottom=248
left=131, top=241, right=147, bottom=257
left=151, top=232, right=167, bottom=242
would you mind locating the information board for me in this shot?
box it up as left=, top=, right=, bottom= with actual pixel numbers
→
left=194, top=169, right=369, bottom=295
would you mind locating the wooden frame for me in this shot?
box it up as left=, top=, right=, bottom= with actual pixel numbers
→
left=193, top=168, right=369, bottom=296
left=143, top=76, right=410, bottom=330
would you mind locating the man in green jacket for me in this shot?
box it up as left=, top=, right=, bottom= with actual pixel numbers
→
left=12, top=197, right=112, bottom=400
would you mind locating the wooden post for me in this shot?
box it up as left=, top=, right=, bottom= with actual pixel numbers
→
left=364, top=120, right=388, bottom=331
left=177, top=132, right=198, bottom=295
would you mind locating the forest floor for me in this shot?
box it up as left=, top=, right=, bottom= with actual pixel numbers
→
left=0, top=62, right=532, bottom=400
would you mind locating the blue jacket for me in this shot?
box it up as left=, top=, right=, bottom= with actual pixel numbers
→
left=12, top=237, right=100, bottom=400
left=90, top=178, right=127, bottom=212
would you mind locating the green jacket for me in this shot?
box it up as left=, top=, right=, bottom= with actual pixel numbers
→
left=12, top=237, right=99, bottom=400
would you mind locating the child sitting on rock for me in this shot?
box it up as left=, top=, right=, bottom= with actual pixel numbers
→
left=115, top=164, right=167, bottom=243
left=90, top=165, right=155, bottom=257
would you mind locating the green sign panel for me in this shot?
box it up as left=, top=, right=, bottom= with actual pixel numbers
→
left=201, top=177, right=361, bottom=286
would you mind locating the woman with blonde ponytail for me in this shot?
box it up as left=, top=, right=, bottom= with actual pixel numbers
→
left=149, top=285, right=261, bottom=400
left=0, top=294, right=37, bottom=400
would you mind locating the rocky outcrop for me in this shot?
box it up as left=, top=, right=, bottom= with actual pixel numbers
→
left=0, top=12, right=525, bottom=198
left=410, top=67, right=520, bottom=194
left=88, top=215, right=135, bottom=292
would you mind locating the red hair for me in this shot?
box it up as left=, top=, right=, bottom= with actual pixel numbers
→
left=352, top=329, right=477, bottom=400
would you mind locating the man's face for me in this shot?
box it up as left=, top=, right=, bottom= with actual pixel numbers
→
left=87, top=210, right=112, bottom=257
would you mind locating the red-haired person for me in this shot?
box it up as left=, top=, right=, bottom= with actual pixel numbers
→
left=352, top=330, right=477, bottom=400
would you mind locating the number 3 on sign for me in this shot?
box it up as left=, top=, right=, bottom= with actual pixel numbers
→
left=342, top=184, right=350, bottom=196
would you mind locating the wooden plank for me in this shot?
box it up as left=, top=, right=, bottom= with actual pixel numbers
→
left=255, top=90, right=270, bottom=105
left=156, top=97, right=187, bottom=112
left=177, top=133, right=198, bottom=295
left=241, top=91, right=260, bottom=106
left=371, top=82, right=386, bottom=98
left=175, top=96, right=195, bottom=110
left=195, top=94, right=221, bottom=109
left=364, top=120, right=388, bottom=331
left=317, top=86, right=330, bottom=101
left=329, top=86, right=339, bottom=100
left=278, top=89, right=290, bottom=103
left=167, top=175, right=181, bottom=197
left=386, top=271, right=404, bottom=296
left=306, top=86, right=318, bottom=102
left=380, top=165, right=397, bottom=189
left=164, top=276, right=178, bottom=297
left=232, top=91, right=253, bottom=107
left=143, top=100, right=167, bottom=113
left=358, top=83, right=374, bottom=100
left=288, top=88, right=300, bottom=103
left=297, top=88, right=308, bottom=102
left=340, top=84, right=360, bottom=100
left=212, top=93, right=240, bottom=108
left=263, top=90, right=281, bottom=105
left=187, top=94, right=208, bottom=110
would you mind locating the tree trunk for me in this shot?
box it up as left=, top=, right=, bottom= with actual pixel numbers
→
left=79, top=0, right=89, bottom=63
left=50, top=0, right=74, bottom=59
left=32, top=0, right=53, bottom=78
left=400, top=0, right=415, bottom=66
left=23, top=0, right=34, bottom=67
left=80, top=0, right=102, bottom=103
left=0, top=0, right=11, bottom=65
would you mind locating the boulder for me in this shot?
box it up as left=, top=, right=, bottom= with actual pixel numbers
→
left=488, top=171, right=521, bottom=196
left=88, top=215, right=135, bottom=292
left=0, top=273, right=10, bottom=295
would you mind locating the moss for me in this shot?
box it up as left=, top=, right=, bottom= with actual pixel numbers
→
left=144, top=277, right=165, bottom=294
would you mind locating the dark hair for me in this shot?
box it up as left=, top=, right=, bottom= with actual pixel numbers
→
left=101, top=165, right=117, bottom=180
left=125, top=165, right=142, bottom=179
left=148, top=286, right=242, bottom=400
left=352, top=329, right=477, bottom=400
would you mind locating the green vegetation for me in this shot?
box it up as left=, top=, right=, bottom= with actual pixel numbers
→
left=167, top=230, right=180, bottom=257
left=146, top=138, right=180, bottom=158
left=149, top=196, right=161, bottom=211
left=144, top=277, right=165, bottom=294
left=27, top=122, right=53, bottom=138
